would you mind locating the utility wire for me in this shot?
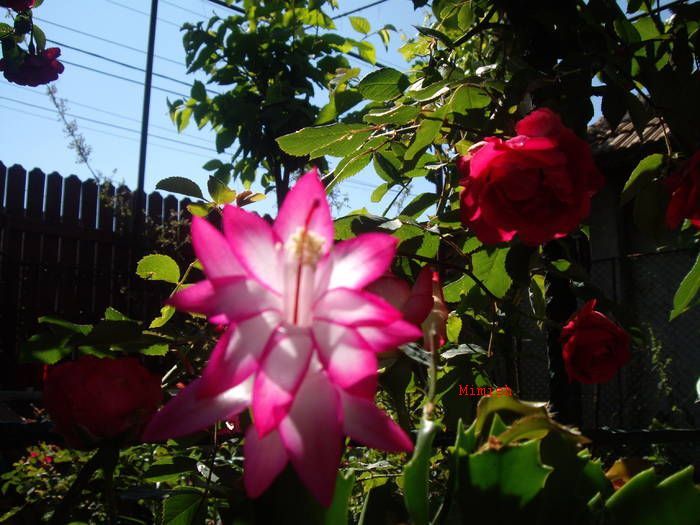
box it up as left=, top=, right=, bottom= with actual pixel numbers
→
left=331, top=0, right=389, bottom=20
left=0, top=103, right=213, bottom=160
left=0, top=96, right=219, bottom=154
left=104, top=0, right=182, bottom=27
left=34, top=17, right=184, bottom=66
left=5, top=83, right=214, bottom=144
left=48, top=38, right=221, bottom=95
left=59, top=59, right=189, bottom=98
left=162, top=0, right=208, bottom=17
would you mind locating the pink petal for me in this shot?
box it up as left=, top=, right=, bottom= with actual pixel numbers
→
left=402, top=265, right=436, bottom=325
left=314, top=288, right=402, bottom=327
left=356, top=319, right=423, bottom=353
left=243, top=427, right=288, bottom=498
left=168, top=280, right=218, bottom=316
left=341, top=393, right=413, bottom=452
left=365, top=274, right=412, bottom=311
left=274, top=169, right=334, bottom=253
left=198, top=312, right=281, bottom=398
left=313, top=321, right=378, bottom=398
left=223, top=205, right=283, bottom=294
left=329, top=234, right=398, bottom=290
left=191, top=216, right=244, bottom=279
left=142, top=377, right=251, bottom=442
left=253, top=329, right=313, bottom=436
left=279, top=370, right=342, bottom=506
left=210, top=276, right=283, bottom=323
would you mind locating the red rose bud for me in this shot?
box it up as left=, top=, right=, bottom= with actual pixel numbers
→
left=560, top=300, right=631, bottom=384
left=666, top=151, right=700, bottom=230
left=0, top=47, right=64, bottom=87
left=43, top=356, right=162, bottom=449
left=0, top=0, right=35, bottom=11
left=458, top=108, right=604, bottom=246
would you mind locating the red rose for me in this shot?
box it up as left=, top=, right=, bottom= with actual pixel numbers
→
left=43, top=356, right=162, bottom=449
left=665, top=151, right=700, bottom=230
left=560, top=300, right=631, bottom=384
left=0, top=47, right=64, bottom=87
left=0, top=0, right=34, bottom=11
left=458, top=108, right=604, bottom=246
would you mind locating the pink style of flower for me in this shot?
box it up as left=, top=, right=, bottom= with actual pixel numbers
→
left=366, top=266, right=448, bottom=352
left=143, top=169, right=419, bottom=505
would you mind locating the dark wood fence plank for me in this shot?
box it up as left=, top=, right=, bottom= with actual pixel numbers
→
left=19, top=169, right=46, bottom=347
left=94, top=182, right=115, bottom=316
left=112, top=185, right=132, bottom=315
left=1, top=166, right=26, bottom=387
left=78, top=180, right=98, bottom=318
left=38, top=172, right=63, bottom=314
left=57, top=175, right=81, bottom=319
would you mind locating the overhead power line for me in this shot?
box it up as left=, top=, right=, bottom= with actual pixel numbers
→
left=59, top=59, right=189, bottom=98
left=0, top=103, right=213, bottom=160
left=0, top=96, right=218, bottom=154
left=34, top=17, right=184, bottom=66
left=331, top=0, right=389, bottom=19
left=104, top=0, right=181, bottom=27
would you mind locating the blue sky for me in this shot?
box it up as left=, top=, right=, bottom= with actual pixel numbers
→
left=0, top=0, right=431, bottom=216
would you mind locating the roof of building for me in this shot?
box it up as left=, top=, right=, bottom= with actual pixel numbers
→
left=588, top=116, right=668, bottom=154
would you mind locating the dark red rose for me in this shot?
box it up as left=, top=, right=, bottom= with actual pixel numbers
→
left=43, top=356, right=162, bottom=449
left=560, top=299, right=631, bottom=384
left=0, top=0, right=34, bottom=11
left=458, top=108, right=604, bottom=246
left=0, top=47, right=64, bottom=87
left=666, top=151, right=700, bottom=230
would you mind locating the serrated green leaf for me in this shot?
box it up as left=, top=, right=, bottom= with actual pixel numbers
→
left=364, top=104, right=420, bottom=125
left=150, top=305, right=176, bottom=328
left=162, top=488, right=205, bottom=525
left=207, top=176, right=236, bottom=205
left=371, top=182, right=391, bottom=203
left=326, top=151, right=372, bottom=190
left=144, top=457, right=198, bottom=483
left=399, top=192, right=437, bottom=219
left=191, top=80, right=206, bottom=101
left=202, top=159, right=223, bottom=171
left=405, top=110, right=445, bottom=160
left=670, top=253, right=700, bottom=320
left=449, top=84, right=491, bottom=111
left=403, top=418, right=438, bottom=525
left=349, top=16, right=371, bottom=35
left=621, top=153, right=665, bottom=205
left=277, top=123, right=370, bottom=158
left=156, top=177, right=204, bottom=199
left=472, top=248, right=512, bottom=298
left=136, top=254, right=180, bottom=284
left=358, top=68, right=409, bottom=101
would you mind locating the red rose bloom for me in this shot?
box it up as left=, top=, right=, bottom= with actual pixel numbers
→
left=43, top=356, right=162, bottom=449
left=458, top=108, right=604, bottom=246
left=665, top=151, right=700, bottom=230
left=0, top=47, right=64, bottom=87
left=0, top=0, right=34, bottom=11
left=560, top=300, right=631, bottom=384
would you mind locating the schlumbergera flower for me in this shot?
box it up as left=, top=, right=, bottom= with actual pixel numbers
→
left=143, top=169, right=420, bottom=505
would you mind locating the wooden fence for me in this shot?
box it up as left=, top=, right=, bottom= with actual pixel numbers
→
left=0, top=162, right=194, bottom=388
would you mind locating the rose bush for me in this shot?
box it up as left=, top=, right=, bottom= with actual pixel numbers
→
left=0, top=47, right=65, bottom=86
left=560, top=299, right=631, bottom=384
left=666, top=151, right=700, bottom=230
left=43, top=356, right=161, bottom=449
left=458, top=108, right=604, bottom=246
left=0, top=0, right=34, bottom=11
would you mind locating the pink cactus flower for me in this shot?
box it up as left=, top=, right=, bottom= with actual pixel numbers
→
left=143, top=169, right=418, bottom=504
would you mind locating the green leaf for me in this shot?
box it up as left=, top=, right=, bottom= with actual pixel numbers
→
left=207, top=176, right=236, bottom=204
left=399, top=192, right=438, bottom=219
left=349, top=16, right=371, bottom=35
left=277, top=123, right=370, bottom=158
left=144, top=457, right=198, bottom=483
left=202, top=159, right=223, bottom=171
left=191, top=80, right=207, bottom=101
left=39, top=316, right=93, bottom=336
left=150, top=305, right=176, bottom=328
left=474, top=395, right=548, bottom=437
left=0, top=23, right=12, bottom=38
left=156, top=177, right=204, bottom=200
left=364, top=105, right=421, bottom=125
left=446, top=315, right=462, bottom=343
left=162, top=488, right=206, bottom=525
left=614, top=18, right=641, bottom=44
left=140, top=343, right=169, bottom=356
left=403, top=418, right=438, bottom=525
left=472, top=248, right=512, bottom=299
left=621, top=153, right=665, bottom=205
left=20, top=333, right=72, bottom=364
left=323, top=471, right=355, bottom=525
left=605, top=467, right=700, bottom=525
left=449, top=84, right=491, bottom=111
left=670, top=253, right=700, bottom=320
left=215, top=128, right=236, bottom=153
left=326, top=151, right=372, bottom=190
left=414, top=25, right=454, bottom=47
left=371, top=182, right=391, bottom=203
left=33, top=25, right=46, bottom=53
left=136, top=254, right=180, bottom=284
left=457, top=4, right=474, bottom=29
left=405, top=110, right=445, bottom=160
left=357, top=68, right=409, bottom=101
